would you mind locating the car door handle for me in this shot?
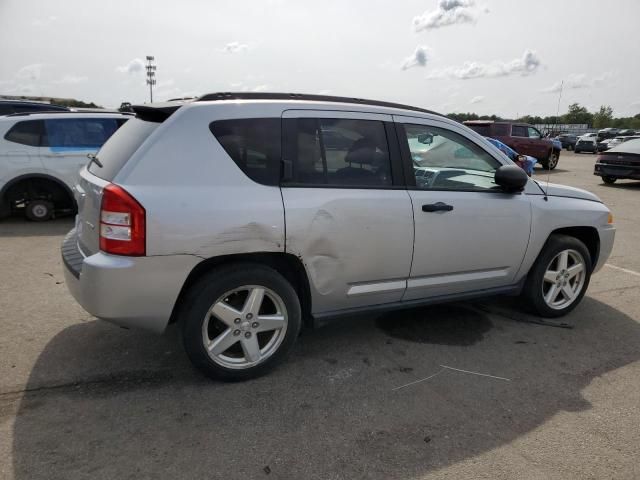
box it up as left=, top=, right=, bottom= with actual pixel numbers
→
left=422, top=202, right=454, bottom=212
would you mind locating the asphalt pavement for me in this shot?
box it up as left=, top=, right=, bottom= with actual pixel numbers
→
left=1, top=151, right=639, bottom=480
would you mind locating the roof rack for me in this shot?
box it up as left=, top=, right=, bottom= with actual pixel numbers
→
left=196, top=92, right=442, bottom=117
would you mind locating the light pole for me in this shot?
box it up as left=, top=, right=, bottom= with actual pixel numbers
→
left=145, top=56, right=157, bottom=103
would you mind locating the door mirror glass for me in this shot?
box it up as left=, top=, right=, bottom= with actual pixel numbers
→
left=417, top=133, right=433, bottom=145
left=494, top=165, right=528, bottom=192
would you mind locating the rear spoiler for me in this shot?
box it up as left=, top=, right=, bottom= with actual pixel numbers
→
left=132, top=104, right=181, bottom=123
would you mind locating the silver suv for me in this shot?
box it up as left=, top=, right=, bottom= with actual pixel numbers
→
left=62, top=93, right=615, bottom=381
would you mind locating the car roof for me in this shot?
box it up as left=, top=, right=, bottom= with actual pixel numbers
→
left=608, top=138, right=640, bottom=154
left=0, top=111, right=132, bottom=122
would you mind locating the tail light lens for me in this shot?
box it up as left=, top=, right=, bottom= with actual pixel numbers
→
left=99, top=184, right=145, bottom=256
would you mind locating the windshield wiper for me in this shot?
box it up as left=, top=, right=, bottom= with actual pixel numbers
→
left=87, top=153, right=103, bottom=168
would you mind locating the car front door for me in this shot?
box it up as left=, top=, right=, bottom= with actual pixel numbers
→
left=527, top=126, right=549, bottom=158
left=281, top=110, right=414, bottom=315
left=393, top=116, right=532, bottom=300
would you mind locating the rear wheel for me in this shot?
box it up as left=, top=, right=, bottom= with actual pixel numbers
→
left=522, top=234, right=591, bottom=318
left=25, top=200, right=54, bottom=221
left=181, top=264, right=302, bottom=381
left=602, top=176, right=617, bottom=184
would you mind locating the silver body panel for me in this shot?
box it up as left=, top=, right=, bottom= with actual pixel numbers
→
left=63, top=99, right=615, bottom=333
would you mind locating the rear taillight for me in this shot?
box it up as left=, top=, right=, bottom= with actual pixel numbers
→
left=99, top=184, right=145, bottom=256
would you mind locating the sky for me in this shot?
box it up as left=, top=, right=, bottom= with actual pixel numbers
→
left=1, top=0, right=638, bottom=117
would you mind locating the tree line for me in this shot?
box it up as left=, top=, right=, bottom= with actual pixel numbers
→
left=447, top=103, right=640, bottom=130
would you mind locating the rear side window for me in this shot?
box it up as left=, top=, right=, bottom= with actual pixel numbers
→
left=4, top=120, right=45, bottom=146
left=210, top=118, right=281, bottom=186
left=511, top=125, right=528, bottom=137
left=493, top=123, right=510, bottom=136
left=466, top=124, right=491, bottom=136
left=283, top=118, right=392, bottom=187
left=88, top=118, right=157, bottom=181
left=45, top=118, right=122, bottom=150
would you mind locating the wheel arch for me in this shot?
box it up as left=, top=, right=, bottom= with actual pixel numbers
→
left=0, top=173, right=76, bottom=209
left=169, top=252, right=313, bottom=329
left=548, top=226, right=600, bottom=272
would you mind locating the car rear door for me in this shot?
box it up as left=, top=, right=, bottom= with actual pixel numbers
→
left=394, top=115, right=532, bottom=300
left=281, top=110, right=414, bottom=315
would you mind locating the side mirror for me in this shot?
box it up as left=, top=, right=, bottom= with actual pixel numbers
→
left=494, top=165, right=528, bottom=193
left=417, top=133, right=433, bottom=145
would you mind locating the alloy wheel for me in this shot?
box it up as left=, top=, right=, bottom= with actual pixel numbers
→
left=202, top=286, right=288, bottom=369
left=541, top=249, right=586, bottom=310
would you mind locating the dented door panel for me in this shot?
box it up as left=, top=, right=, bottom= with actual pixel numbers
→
left=282, top=188, right=414, bottom=313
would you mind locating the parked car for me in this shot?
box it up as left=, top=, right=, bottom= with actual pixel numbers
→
left=557, top=133, right=577, bottom=150
left=606, top=137, right=626, bottom=150
left=594, top=138, right=640, bottom=184
left=464, top=120, right=560, bottom=169
left=617, top=129, right=636, bottom=137
left=0, top=100, right=70, bottom=116
left=61, top=93, right=615, bottom=381
left=597, top=128, right=619, bottom=141
left=575, top=137, right=598, bottom=154
left=0, top=112, right=130, bottom=220
left=597, top=138, right=612, bottom=152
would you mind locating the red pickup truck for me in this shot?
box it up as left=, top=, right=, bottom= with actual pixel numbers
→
left=464, top=120, right=560, bottom=170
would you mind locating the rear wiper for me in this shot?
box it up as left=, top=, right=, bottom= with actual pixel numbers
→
left=87, top=153, right=103, bottom=168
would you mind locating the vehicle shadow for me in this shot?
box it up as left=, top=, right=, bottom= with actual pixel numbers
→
left=0, top=217, right=74, bottom=237
left=12, top=297, right=640, bottom=479
left=599, top=180, right=640, bottom=189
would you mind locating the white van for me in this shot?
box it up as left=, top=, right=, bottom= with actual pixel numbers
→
left=0, top=112, right=130, bottom=220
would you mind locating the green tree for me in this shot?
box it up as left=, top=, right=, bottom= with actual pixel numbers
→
left=592, top=105, right=614, bottom=129
left=562, top=103, right=593, bottom=125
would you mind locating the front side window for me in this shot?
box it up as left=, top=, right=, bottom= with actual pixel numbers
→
left=285, top=118, right=392, bottom=187
left=527, top=126, right=541, bottom=138
left=4, top=120, right=45, bottom=147
left=209, top=118, right=281, bottom=186
left=402, top=123, right=501, bottom=191
left=44, top=118, right=122, bottom=150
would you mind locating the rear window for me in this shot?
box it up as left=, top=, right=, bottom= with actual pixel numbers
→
left=209, top=118, right=281, bottom=186
left=466, top=124, right=491, bottom=136
left=45, top=118, right=123, bottom=150
left=88, top=118, right=157, bottom=181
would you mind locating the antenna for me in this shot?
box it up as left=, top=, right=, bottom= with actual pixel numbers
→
left=544, top=80, right=563, bottom=201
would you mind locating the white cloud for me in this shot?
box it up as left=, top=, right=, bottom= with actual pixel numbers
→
left=541, top=72, right=613, bottom=93
left=318, top=89, right=332, bottom=95
left=413, top=0, right=481, bottom=31
left=221, top=42, right=248, bottom=54
left=32, top=16, right=57, bottom=27
left=427, top=50, right=541, bottom=80
left=470, top=95, right=484, bottom=104
left=402, top=46, right=429, bottom=70
left=116, top=58, right=145, bottom=74
left=54, top=74, right=88, bottom=84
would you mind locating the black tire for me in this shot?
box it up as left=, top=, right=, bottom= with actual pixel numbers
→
left=602, top=176, right=617, bottom=184
left=545, top=150, right=559, bottom=170
left=575, top=149, right=581, bottom=154
left=521, top=234, right=592, bottom=318
left=25, top=200, right=54, bottom=222
left=180, top=263, right=302, bottom=381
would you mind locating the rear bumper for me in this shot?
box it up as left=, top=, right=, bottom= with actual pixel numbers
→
left=594, top=163, right=640, bottom=179
left=62, top=228, right=202, bottom=333
left=594, top=224, right=615, bottom=273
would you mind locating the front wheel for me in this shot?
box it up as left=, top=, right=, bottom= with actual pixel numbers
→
left=521, top=235, right=592, bottom=318
left=602, top=176, right=617, bottom=184
left=180, top=264, right=302, bottom=381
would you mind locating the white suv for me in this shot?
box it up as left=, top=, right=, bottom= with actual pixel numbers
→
left=0, top=112, right=129, bottom=220
left=62, top=93, right=615, bottom=381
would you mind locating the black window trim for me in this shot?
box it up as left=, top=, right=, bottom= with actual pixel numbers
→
left=280, top=117, right=403, bottom=190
